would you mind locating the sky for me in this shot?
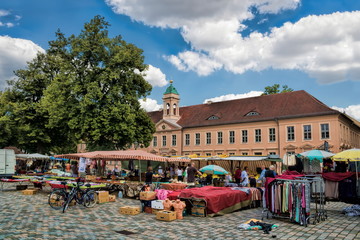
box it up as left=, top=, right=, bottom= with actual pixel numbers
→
left=1, top=0, right=360, bottom=120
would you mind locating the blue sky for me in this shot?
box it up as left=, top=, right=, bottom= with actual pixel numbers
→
left=1, top=0, right=360, bottom=120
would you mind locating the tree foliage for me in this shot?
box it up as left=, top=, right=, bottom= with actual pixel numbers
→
left=0, top=15, right=155, bottom=153
left=262, top=84, right=294, bottom=95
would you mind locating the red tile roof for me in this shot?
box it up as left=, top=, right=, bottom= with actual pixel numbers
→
left=148, top=90, right=340, bottom=128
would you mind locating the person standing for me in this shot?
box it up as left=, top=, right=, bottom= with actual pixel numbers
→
left=258, top=165, right=266, bottom=182
left=145, top=166, right=153, bottom=185
left=176, top=166, right=183, bottom=182
left=265, top=165, right=277, bottom=178
left=241, top=166, right=249, bottom=187
left=187, top=162, right=201, bottom=184
left=234, top=167, right=242, bottom=184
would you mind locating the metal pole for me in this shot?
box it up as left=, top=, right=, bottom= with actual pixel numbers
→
left=139, top=159, right=141, bottom=182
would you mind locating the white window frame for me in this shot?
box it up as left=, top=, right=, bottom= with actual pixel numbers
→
left=255, top=129, right=262, bottom=143
left=287, top=126, right=295, bottom=141
left=229, top=131, right=235, bottom=144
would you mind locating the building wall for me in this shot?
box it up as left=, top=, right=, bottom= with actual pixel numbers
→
left=146, top=114, right=360, bottom=156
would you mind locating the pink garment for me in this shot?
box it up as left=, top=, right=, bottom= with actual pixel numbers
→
left=155, top=189, right=173, bottom=200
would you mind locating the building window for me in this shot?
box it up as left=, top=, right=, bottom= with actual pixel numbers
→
left=242, top=152, right=248, bottom=155
left=173, top=104, right=177, bottom=115
left=321, top=123, right=330, bottom=139
left=229, top=131, right=235, bottom=144
left=206, top=132, right=211, bottom=145
left=206, top=153, right=211, bottom=156
left=195, top=133, right=200, bottom=145
left=303, top=125, right=312, bottom=140
left=246, top=111, right=259, bottom=116
left=166, top=103, right=170, bottom=115
left=242, top=130, right=248, bottom=143
left=207, top=115, right=220, bottom=120
left=269, top=152, right=276, bottom=155
left=153, top=136, right=157, bottom=147
left=217, top=132, right=223, bottom=144
left=269, top=128, right=276, bottom=142
left=255, top=129, right=261, bottom=142
left=287, top=126, right=295, bottom=141
left=162, top=136, right=166, bottom=147
left=229, top=152, right=235, bottom=156
left=254, top=152, right=262, bottom=155
left=185, top=134, right=190, bottom=146
left=172, top=135, right=177, bottom=146
left=217, top=152, right=223, bottom=155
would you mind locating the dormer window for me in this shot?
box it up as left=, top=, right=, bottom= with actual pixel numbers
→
left=207, top=115, right=220, bottom=120
left=246, top=111, right=259, bottom=116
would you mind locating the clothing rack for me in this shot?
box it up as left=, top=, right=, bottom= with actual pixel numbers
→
left=262, top=177, right=326, bottom=227
left=294, top=175, right=327, bottom=224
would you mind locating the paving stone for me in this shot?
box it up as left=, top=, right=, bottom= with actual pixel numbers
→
left=0, top=188, right=359, bottom=239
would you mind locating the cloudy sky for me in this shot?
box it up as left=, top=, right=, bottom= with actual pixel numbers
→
left=1, top=0, right=360, bottom=120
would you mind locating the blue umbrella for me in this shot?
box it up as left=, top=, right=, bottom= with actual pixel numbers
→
left=298, top=150, right=334, bottom=162
left=199, top=165, right=229, bottom=175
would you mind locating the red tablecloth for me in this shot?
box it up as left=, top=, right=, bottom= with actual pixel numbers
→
left=179, top=186, right=252, bottom=215
left=167, top=190, right=182, bottom=200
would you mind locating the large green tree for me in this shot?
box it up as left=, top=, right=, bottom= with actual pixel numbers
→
left=262, top=84, right=294, bottom=95
left=0, top=15, right=155, bottom=153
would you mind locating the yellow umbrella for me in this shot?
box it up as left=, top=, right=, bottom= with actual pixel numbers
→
left=332, top=149, right=360, bottom=195
left=332, top=149, right=360, bottom=161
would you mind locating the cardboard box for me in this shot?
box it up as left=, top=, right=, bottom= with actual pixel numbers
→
left=156, top=210, right=176, bottom=222
left=144, top=206, right=152, bottom=214
left=109, top=195, right=116, bottom=202
left=192, top=200, right=206, bottom=208
left=119, top=206, right=141, bottom=215
left=152, top=208, right=161, bottom=215
left=151, top=200, right=164, bottom=209
left=140, top=191, right=156, bottom=200
left=191, top=207, right=206, bottom=217
left=22, top=189, right=37, bottom=195
left=97, top=191, right=109, bottom=204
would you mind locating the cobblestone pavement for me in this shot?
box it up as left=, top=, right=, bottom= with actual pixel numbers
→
left=0, top=187, right=359, bottom=240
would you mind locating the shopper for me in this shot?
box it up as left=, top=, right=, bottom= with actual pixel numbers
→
left=145, top=166, right=153, bottom=184
left=234, top=167, right=242, bottom=184
left=241, top=166, right=249, bottom=187
left=265, top=165, right=277, bottom=178
left=176, top=166, right=183, bottom=181
left=187, top=162, right=201, bottom=184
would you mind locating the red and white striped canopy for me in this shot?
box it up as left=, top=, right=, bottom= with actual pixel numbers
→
left=55, top=150, right=189, bottom=163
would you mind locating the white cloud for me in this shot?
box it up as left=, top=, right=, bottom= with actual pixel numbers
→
left=0, top=10, right=10, bottom=17
left=0, top=36, right=45, bottom=89
left=166, top=51, right=222, bottom=76
left=139, top=98, right=162, bottom=112
left=105, top=0, right=360, bottom=83
left=203, top=91, right=263, bottom=103
left=0, top=22, right=14, bottom=28
left=143, top=65, right=169, bottom=87
left=332, top=105, right=360, bottom=121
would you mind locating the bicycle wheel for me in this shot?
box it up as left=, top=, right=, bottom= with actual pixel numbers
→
left=63, top=193, right=74, bottom=213
left=48, top=190, right=67, bottom=210
left=84, top=190, right=98, bottom=208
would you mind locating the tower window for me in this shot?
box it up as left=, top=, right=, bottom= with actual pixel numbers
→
left=166, top=103, right=170, bottom=115
left=173, top=104, right=177, bottom=115
left=246, top=111, right=259, bottom=116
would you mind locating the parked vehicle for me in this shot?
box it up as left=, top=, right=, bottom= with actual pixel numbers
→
left=0, top=149, right=16, bottom=177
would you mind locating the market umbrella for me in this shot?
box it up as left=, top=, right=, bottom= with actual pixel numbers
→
left=298, top=150, right=335, bottom=162
left=332, top=149, right=360, bottom=161
left=199, top=165, right=229, bottom=175
left=332, top=149, right=360, bottom=197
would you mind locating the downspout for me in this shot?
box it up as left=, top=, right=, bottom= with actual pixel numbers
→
left=275, top=118, right=282, bottom=172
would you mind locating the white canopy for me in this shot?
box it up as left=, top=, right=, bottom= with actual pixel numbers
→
left=16, top=153, right=51, bottom=160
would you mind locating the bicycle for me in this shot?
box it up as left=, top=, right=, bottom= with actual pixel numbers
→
left=48, top=178, right=98, bottom=212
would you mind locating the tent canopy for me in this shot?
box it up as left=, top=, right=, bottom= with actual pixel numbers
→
left=55, top=150, right=189, bottom=163
left=16, top=153, right=51, bottom=160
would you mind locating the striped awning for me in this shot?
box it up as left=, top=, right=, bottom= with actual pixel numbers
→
left=55, top=150, right=186, bottom=162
